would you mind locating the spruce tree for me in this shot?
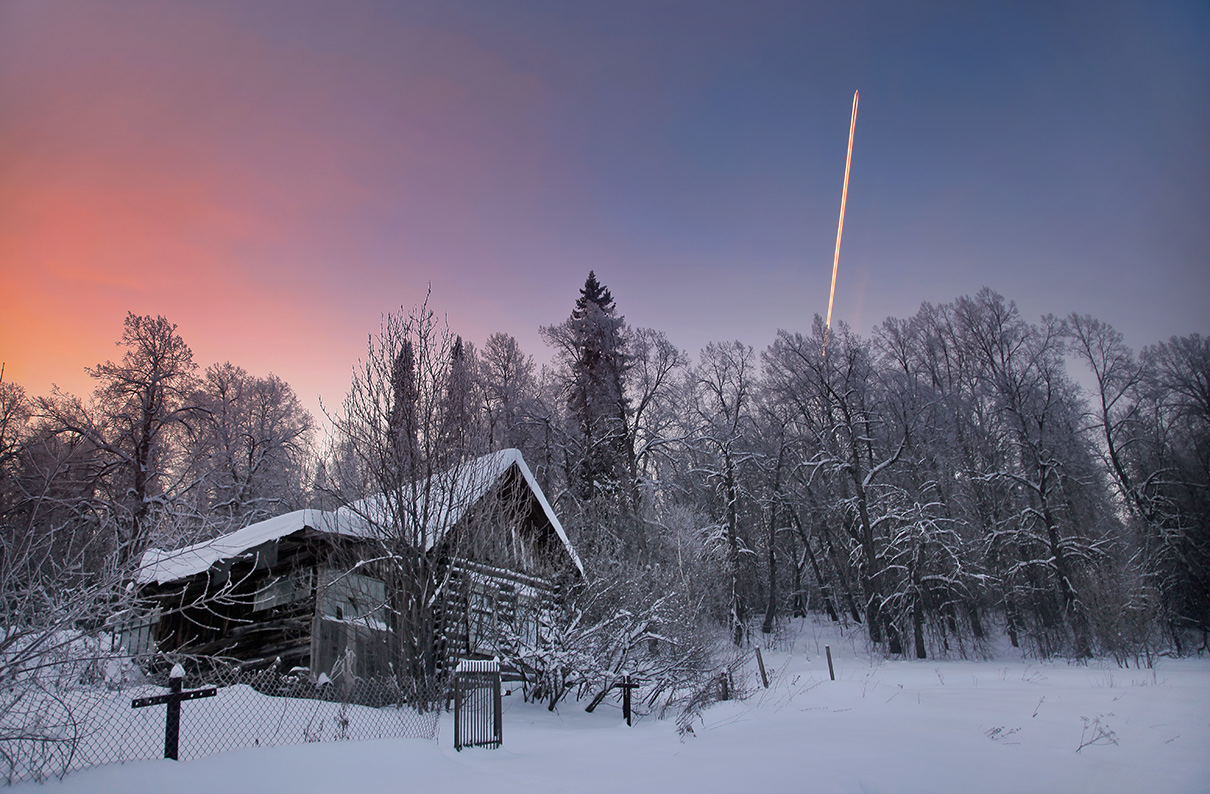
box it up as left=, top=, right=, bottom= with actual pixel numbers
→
left=389, top=339, right=418, bottom=476
left=541, top=271, right=639, bottom=564
left=566, top=272, right=632, bottom=501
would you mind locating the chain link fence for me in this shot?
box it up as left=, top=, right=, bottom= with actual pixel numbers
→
left=1, top=654, right=445, bottom=785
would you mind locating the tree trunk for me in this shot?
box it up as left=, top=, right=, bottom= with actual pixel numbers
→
left=762, top=450, right=785, bottom=635
left=725, top=454, right=745, bottom=646
left=913, top=593, right=927, bottom=659
left=761, top=503, right=777, bottom=635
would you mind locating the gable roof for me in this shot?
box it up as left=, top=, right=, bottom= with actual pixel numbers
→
left=136, top=448, right=582, bottom=585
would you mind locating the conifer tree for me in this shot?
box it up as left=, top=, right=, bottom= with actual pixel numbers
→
left=541, top=272, right=642, bottom=564
left=543, top=272, right=634, bottom=503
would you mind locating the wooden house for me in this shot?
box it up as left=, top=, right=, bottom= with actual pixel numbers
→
left=127, top=449, right=582, bottom=681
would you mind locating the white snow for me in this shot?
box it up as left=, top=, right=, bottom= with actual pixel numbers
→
left=136, top=449, right=582, bottom=585
left=135, top=509, right=340, bottom=585
left=15, top=619, right=1209, bottom=794
left=455, top=658, right=501, bottom=673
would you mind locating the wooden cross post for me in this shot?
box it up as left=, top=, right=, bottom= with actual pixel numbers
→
left=131, top=665, right=217, bottom=760
left=618, top=675, right=640, bottom=727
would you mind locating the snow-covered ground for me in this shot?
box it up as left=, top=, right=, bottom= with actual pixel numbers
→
left=18, top=620, right=1210, bottom=794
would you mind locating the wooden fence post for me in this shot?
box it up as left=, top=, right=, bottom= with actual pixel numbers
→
left=130, top=663, right=216, bottom=760
left=164, top=671, right=182, bottom=760
left=453, top=671, right=463, bottom=750
left=492, top=667, right=503, bottom=744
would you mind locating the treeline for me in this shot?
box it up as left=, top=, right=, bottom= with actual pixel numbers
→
left=499, top=276, right=1209, bottom=662
left=2, top=276, right=1207, bottom=666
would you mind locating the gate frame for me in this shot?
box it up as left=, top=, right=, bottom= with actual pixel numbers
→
left=453, top=658, right=502, bottom=750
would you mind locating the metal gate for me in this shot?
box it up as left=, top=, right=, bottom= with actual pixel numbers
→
left=453, top=659, right=502, bottom=750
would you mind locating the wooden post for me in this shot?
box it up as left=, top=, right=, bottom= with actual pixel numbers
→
left=453, top=671, right=463, bottom=750
left=131, top=664, right=215, bottom=761
left=164, top=672, right=182, bottom=760
left=825, top=645, right=835, bottom=681
left=615, top=675, right=641, bottom=726
left=755, top=647, right=769, bottom=688
left=492, top=668, right=503, bottom=745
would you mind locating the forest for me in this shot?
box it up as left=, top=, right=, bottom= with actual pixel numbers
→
left=1, top=272, right=1207, bottom=716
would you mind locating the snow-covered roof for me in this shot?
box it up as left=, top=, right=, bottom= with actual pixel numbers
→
left=136, top=508, right=342, bottom=586
left=136, top=449, right=582, bottom=585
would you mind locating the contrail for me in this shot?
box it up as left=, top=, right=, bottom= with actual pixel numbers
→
left=823, top=90, right=858, bottom=359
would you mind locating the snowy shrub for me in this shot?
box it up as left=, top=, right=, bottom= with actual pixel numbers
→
left=671, top=654, right=751, bottom=738
left=1080, top=561, right=1163, bottom=668
left=0, top=631, right=141, bottom=784
left=497, top=567, right=718, bottom=718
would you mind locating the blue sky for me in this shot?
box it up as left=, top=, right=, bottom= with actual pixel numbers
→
left=2, top=0, right=1206, bottom=415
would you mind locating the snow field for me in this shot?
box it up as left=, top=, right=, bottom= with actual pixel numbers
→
left=17, top=620, right=1210, bottom=794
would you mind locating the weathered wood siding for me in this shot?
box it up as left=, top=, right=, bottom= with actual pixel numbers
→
left=142, top=533, right=328, bottom=671
left=137, top=462, right=577, bottom=681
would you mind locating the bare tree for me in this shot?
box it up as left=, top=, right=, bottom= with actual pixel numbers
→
left=326, top=297, right=485, bottom=689
left=627, top=327, right=688, bottom=500
left=480, top=332, right=537, bottom=452
left=1128, top=334, right=1210, bottom=649
left=181, top=363, right=314, bottom=540
left=0, top=373, right=140, bottom=781
left=685, top=341, right=759, bottom=646
left=763, top=320, right=908, bottom=652
left=954, top=292, right=1108, bottom=657
left=36, top=314, right=199, bottom=567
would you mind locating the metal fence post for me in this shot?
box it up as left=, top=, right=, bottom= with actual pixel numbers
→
left=131, top=663, right=215, bottom=761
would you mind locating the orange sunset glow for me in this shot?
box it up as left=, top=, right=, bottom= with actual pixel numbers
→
left=2, top=0, right=1205, bottom=420
left=0, top=1, right=562, bottom=418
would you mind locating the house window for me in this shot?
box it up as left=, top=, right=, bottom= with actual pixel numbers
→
left=319, top=568, right=387, bottom=629
left=252, top=568, right=314, bottom=612
left=114, top=607, right=161, bottom=656
left=467, top=582, right=498, bottom=652
left=315, top=568, right=391, bottom=681
left=515, top=594, right=539, bottom=649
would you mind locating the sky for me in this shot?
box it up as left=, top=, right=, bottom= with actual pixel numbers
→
left=2, top=0, right=1207, bottom=422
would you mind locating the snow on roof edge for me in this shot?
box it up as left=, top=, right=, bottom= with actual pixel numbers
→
left=136, top=508, right=337, bottom=585
left=506, top=450, right=585, bottom=576
left=136, top=449, right=583, bottom=584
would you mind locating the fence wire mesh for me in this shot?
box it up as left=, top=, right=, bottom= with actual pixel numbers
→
left=0, top=654, right=445, bottom=785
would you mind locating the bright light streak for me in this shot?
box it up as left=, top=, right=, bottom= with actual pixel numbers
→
left=823, top=90, right=858, bottom=359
